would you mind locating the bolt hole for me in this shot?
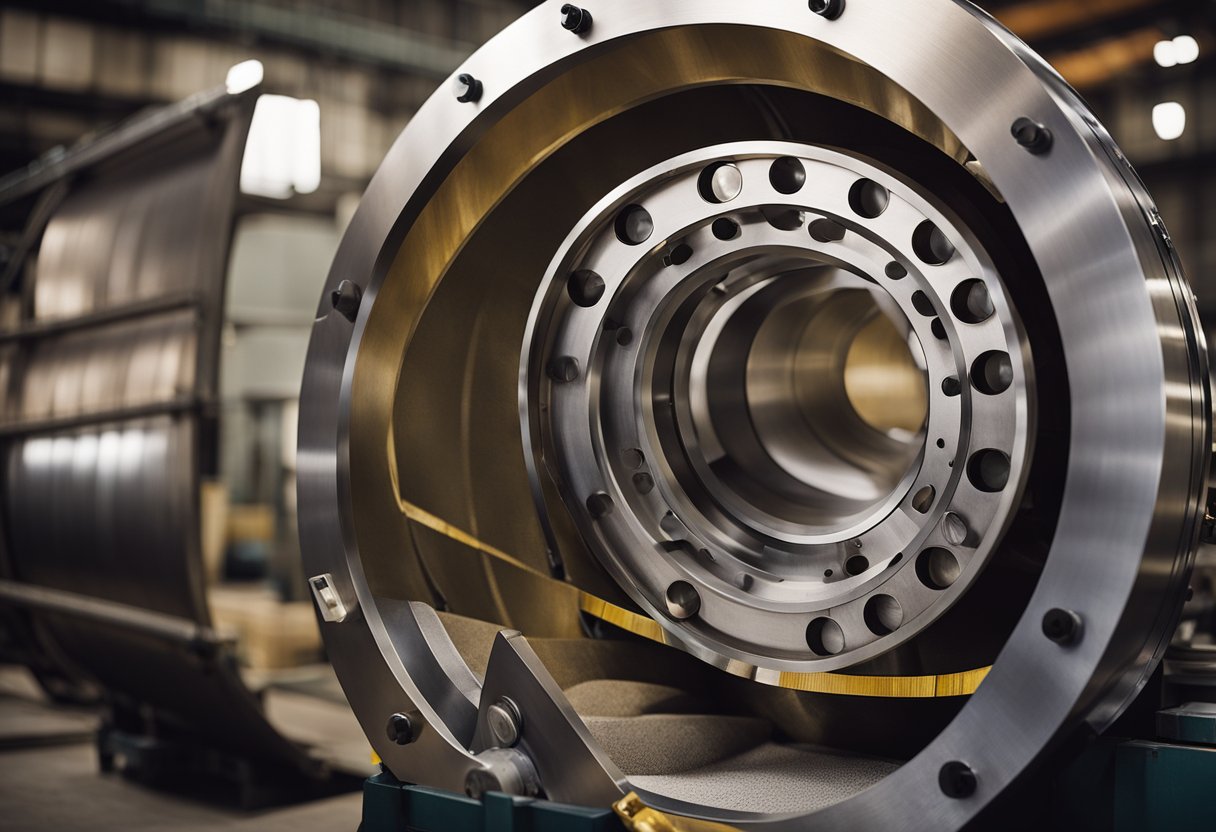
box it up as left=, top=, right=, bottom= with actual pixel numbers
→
left=663, top=243, right=693, bottom=267
left=912, top=220, right=955, bottom=265
left=567, top=269, right=605, bottom=307
left=712, top=217, right=741, bottom=241
left=864, top=594, right=904, bottom=636
left=586, top=491, right=614, bottom=519
left=632, top=472, right=655, bottom=494
left=912, top=485, right=936, bottom=513
left=615, top=205, right=653, bottom=245
left=616, top=327, right=634, bottom=347
left=951, top=279, right=994, bottom=324
left=931, top=318, right=948, bottom=341
left=848, top=179, right=890, bottom=218
left=942, top=377, right=962, bottom=397
left=845, top=554, right=870, bottom=576
left=769, top=156, right=806, bottom=194
left=762, top=206, right=805, bottom=231
left=916, top=547, right=961, bottom=590
left=911, top=290, right=936, bottom=317
left=806, top=617, right=845, bottom=656
left=971, top=351, right=1013, bottom=395
left=809, top=218, right=847, bottom=243
left=936, top=438, right=946, bottom=449
left=698, top=162, right=744, bottom=204
left=968, top=449, right=1011, bottom=492
left=885, top=262, right=908, bottom=280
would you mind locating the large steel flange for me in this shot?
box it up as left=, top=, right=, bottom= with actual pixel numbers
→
left=298, top=1, right=1212, bottom=828
left=523, top=144, right=1031, bottom=674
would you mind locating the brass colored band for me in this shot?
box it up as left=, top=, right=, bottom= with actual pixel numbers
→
left=400, top=498, right=991, bottom=699
left=614, top=793, right=742, bottom=832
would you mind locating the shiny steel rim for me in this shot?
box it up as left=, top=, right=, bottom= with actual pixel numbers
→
left=298, top=1, right=1210, bottom=828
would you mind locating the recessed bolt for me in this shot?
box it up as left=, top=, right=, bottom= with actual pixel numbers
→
left=809, top=0, right=845, bottom=20
left=939, top=761, right=977, bottom=798
left=486, top=697, right=522, bottom=748
left=560, top=5, right=593, bottom=35
left=1042, top=608, right=1083, bottom=645
left=330, top=280, right=362, bottom=322
left=1011, top=117, right=1053, bottom=155
left=386, top=712, right=419, bottom=745
left=547, top=356, right=580, bottom=383
left=453, top=73, right=483, bottom=103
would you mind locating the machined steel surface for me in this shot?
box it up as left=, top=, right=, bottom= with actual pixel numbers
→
left=0, top=86, right=323, bottom=775
left=298, top=0, right=1210, bottom=828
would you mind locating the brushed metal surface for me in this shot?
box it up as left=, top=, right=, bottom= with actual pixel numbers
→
left=0, top=88, right=323, bottom=773
left=298, top=0, right=1210, bottom=826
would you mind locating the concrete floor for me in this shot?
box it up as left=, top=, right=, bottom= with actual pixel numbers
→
left=0, top=667, right=365, bottom=831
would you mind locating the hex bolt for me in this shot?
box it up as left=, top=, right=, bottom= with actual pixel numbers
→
left=808, top=0, right=845, bottom=20
left=560, top=5, right=593, bottom=35
left=385, top=712, right=419, bottom=746
left=939, top=761, right=977, bottom=798
left=547, top=355, right=580, bottom=383
left=453, top=73, right=483, bottom=103
left=330, top=280, right=363, bottom=322
left=1042, top=608, right=1083, bottom=645
left=486, top=697, right=522, bottom=748
left=1011, top=117, right=1053, bottom=155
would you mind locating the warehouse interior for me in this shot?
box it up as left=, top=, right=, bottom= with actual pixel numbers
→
left=1, top=1, right=1215, bottom=830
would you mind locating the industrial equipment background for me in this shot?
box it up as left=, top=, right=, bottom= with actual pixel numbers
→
left=0, top=80, right=336, bottom=795
left=291, top=0, right=1213, bottom=828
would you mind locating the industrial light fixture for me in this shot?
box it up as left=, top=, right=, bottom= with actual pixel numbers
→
left=1153, top=101, right=1187, bottom=141
left=225, top=59, right=265, bottom=94
left=1154, top=35, right=1200, bottom=68
left=239, top=94, right=322, bottom=199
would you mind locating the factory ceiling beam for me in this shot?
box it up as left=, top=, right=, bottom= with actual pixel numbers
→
left=1047, top=26, right=1166, bottom=89
left=995, top=0, right=1166, bottom=41
left=20, top=0, right=477, bottom=80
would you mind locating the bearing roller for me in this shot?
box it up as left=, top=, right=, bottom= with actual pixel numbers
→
left=298, top=1, right=1211, bottom=828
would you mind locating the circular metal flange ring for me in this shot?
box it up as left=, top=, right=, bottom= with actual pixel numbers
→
left=298, top=1, right=1211, bottom=827
left=523, top=143, right=1031, bottom=673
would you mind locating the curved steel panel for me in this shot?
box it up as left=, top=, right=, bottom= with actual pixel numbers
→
left=0, top=88, right=324, bottom=774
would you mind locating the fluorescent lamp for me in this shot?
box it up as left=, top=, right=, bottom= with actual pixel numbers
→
left=226, top=59, right=264, bottom=94
left=240, top=95, right=323, bottom=199
left=1152, top=102, right=1186, bottom=141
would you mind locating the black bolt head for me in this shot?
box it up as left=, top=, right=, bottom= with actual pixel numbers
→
left=1012, top=117, right=1053, bottom=154
left=939, top=761, right=977, bottom=799
left=330, top=280, right=363, bottom=322
left=386, top=712, right=418, bottom=745
left=454, top=73, right=483, bottom=104
left=1042, top=608, right=1083, bottom=645
left=809, top=0, right=845, bottom=20
left=561, top=5, right=593, bottom=35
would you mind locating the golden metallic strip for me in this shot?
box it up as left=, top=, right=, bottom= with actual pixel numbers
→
left=615, top=793, right=741, bottom=832
left=398, top=497, right=550, bottom=580
left=578, top=592, right=669, bottom=645
left=401, top=497, right=991, bottom=699
left=580, top=592, right=991, bottom=699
